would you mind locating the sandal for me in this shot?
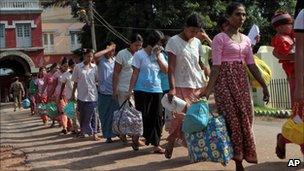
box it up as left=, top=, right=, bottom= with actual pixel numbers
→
left=165, top=143, right=174, bottom=159
left=131, top=137, right=139, bottom=151
left=153, top=146, right=165, bottom=154
left=118, top=135, right=127, bottom=144
left=275, top=134, right=286, bottom=159
left=61, top=129, right=68, bottom=134
left=93, top=135, right=101, bottom=141
left=105, top=138, right=113, bottom=143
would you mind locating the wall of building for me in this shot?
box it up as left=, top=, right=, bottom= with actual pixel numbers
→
left=42, top=6, right=84, bottom=55
left=1, top=14, right=43, bottom=48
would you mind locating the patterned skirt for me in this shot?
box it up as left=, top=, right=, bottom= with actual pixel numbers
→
left=214, top=61, right=257, bottom=163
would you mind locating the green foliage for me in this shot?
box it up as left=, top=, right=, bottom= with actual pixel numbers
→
left=45, top=0, right=297, bottom=51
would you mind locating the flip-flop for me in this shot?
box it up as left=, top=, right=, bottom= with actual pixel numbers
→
left=165, top=143, right=174, bottom=159
left=131, top=139, right=139, bottom=151
left=153, top=147, right=165, bottom=154
left=275, top=134, right=286, bottom=159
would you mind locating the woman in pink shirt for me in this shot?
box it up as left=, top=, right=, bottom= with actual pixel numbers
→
left=35, top=67, right=48, bottom=125
left=43, top=63, right=60, bottom=127
left=201, top=2, right=269, bottom=171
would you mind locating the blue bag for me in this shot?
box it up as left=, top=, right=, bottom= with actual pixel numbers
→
left=37, top=103, right=47, bottom=115
left=64, top=101, right=76, bottom=119
left=46, top=102, right=58, bottom=117
left=182, top=98, right=209, bottom=134
left=185, top=114, right=234, bottom=166
left=22, top=98, right=31, bottom=109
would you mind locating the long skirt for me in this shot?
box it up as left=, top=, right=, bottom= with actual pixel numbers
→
left=77, top=100, right=97, bottom=135
left=29, top=94, right=36, bottom=114
left=36, top=94, right=48, bottom=123
left=98, top=93, right=119, bottom=138
left=134, top=91, right=163, bottom=146
left=167, top=87, right=203, bottom=146
left=214, top=61, right=257, bottom=163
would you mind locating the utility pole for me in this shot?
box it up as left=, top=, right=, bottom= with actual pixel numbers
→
left=88, top=0, right=97, bottom=51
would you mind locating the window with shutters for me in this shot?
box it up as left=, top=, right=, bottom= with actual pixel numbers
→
left=0, top=24, right=5, bottom=48
left=16, top=23, right=31, bottom=48
left=43, top=32, right=54, bottom=53
left=70, top=31, right=81, bottom=51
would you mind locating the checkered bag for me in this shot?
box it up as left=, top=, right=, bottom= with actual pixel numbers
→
left=112, top=100, right=143, bottom=136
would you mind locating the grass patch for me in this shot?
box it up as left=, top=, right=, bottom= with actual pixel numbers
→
left=254, top=106, right=291, bottom=118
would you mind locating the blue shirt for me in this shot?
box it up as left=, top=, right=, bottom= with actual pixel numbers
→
left=132, top=49, right=167, bottom=93
left=160, top=50, right=170, bottom=91
left=97, top=57, right=115, bottom=95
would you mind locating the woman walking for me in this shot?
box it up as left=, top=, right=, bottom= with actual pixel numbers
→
left=201, top=2, right=269, bottom=171
left=112, top=33, right=143, bottom=143
left=95, top=42, right=119, bottom=143
left=127, top=30, right=167, bottom=153
left=60, top=59, right=79, bottom=134
left=165, top=13, right=207, bottom=159
left=35, top=67, right=48, bottom=125
left=71, top=49, right=100, bottom=141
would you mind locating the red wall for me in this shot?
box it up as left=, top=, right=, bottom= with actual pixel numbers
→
left=1, top=14, right=42, bottom=48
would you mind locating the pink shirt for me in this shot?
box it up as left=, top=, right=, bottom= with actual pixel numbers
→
left=45, top=70, right=61, bottom=97
left=211, top=32, right=254, bottom=65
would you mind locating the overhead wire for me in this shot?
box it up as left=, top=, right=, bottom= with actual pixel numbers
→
left=92, top=8, right=130, bottom=44
left=93, top=14, right=130, bottom=44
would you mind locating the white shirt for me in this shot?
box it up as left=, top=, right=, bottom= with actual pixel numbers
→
left=60, top=70, right=77, bottom=100
left=166, top=35, right=205, bottom=89
left=71, top=62, right=98, bottom=102
left=115, top=48, right=134, bottom=92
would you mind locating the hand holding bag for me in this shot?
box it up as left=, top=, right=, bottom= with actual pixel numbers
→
left=182, top=98, right=210, bottom=134
left=112, top=99, right=143, bottom=136
left=185, top=113, right=234, bottom=166
left=64, top=101, right=76, bottom=119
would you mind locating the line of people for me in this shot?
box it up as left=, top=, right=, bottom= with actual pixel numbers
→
left=23, top=2, right=303, bottom=171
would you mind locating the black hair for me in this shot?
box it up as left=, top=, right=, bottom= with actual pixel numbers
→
left=49, top=63, right=58, bottom=71
left=39, top=66, right=46, bottom=72
left=130, top=33, right=143, bottom=44
left=161, top=35, right=171, bottom=47
left=226, top=2, right=245, bottom=16
left=144, top=30, right=164, bottom=47
left=217, top=16, right=229, bottom=30
left=82, top=48, right=94, bottom=56
left=185, top=12, right=203, bottom=28
left=68, top=59, right=75, bottom=67
left=61, top=57, right=68, bottom=65
left=103, top=41, right=115, bottom=49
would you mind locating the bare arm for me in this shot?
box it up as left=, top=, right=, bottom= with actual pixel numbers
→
left=94, top=44, right=116, bottom=61
left=20, top=83, right=25, bottom=97
left=156, top=54, right=168, bottom=74
left=247, top=64, right=270, bottom=103
left=200, top=65, right=221, bottom=98
left=60, top=82, right=66, bottom=99
left=167, top=52, right=177, bottom=102
left=71, top=82, right=77, bottom=101
left=112, top=62, right=122, bottom=98
left=127, top=67, right=139, bottom=96
left=50, top=78, right=58, bottom=98
left=272, top=50, right=295, bottom=61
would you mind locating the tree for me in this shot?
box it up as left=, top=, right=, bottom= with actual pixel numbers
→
left=44, top=0, right=297, bottom=51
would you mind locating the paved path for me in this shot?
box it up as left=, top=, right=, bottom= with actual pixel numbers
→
left=0, top=107, right=303, bottom=171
